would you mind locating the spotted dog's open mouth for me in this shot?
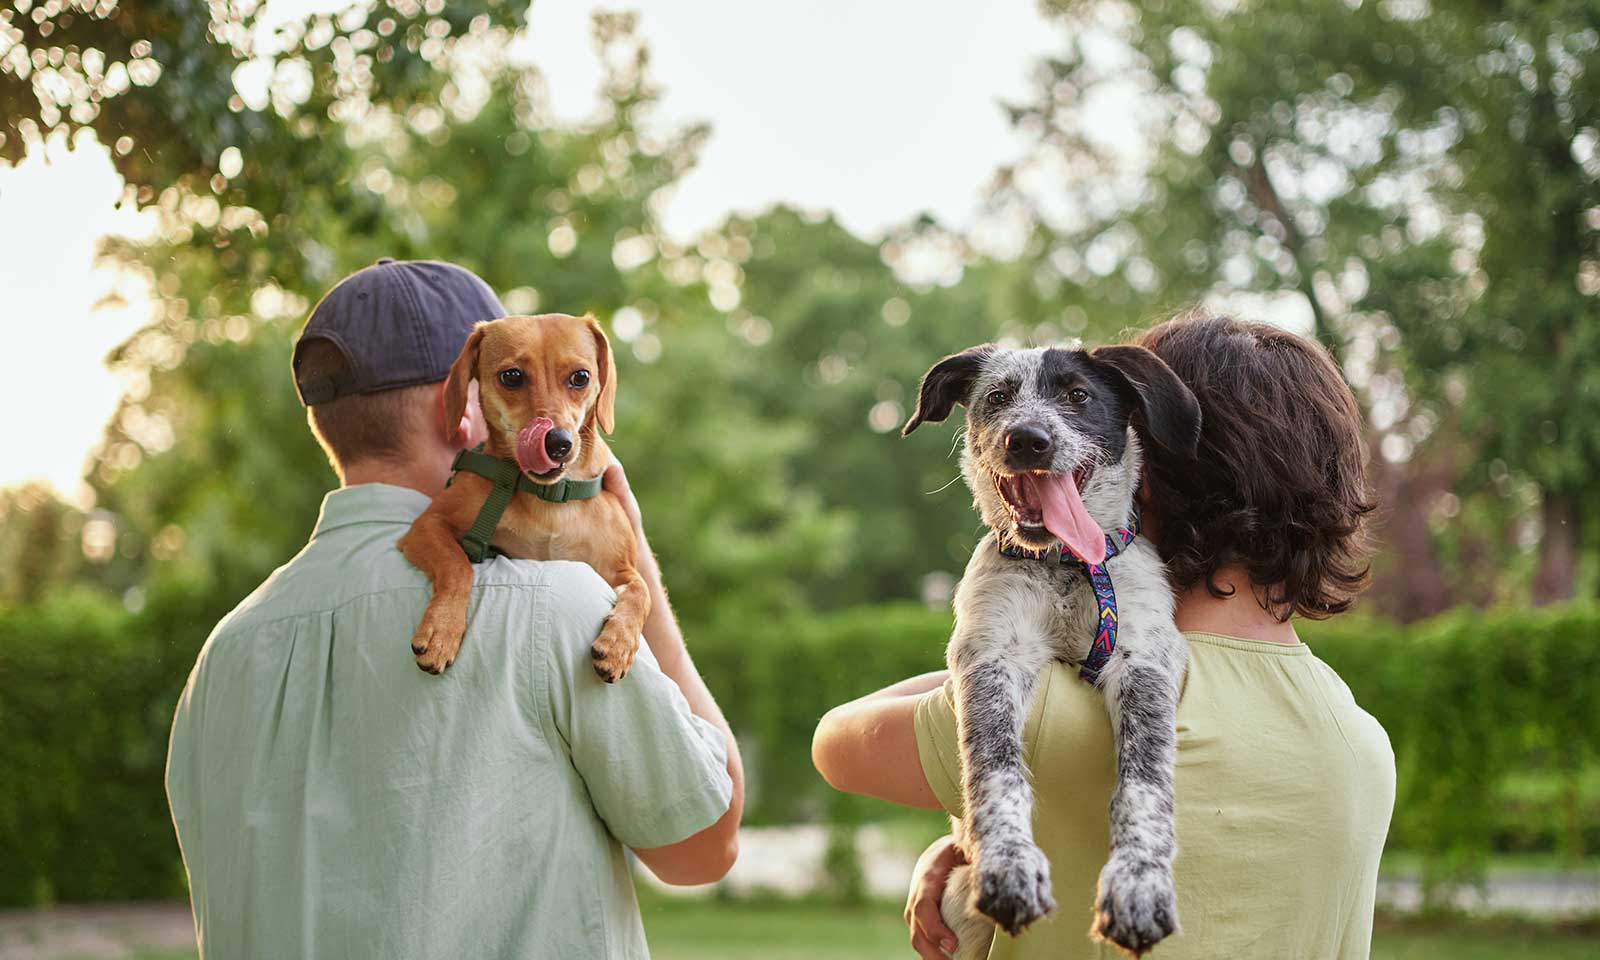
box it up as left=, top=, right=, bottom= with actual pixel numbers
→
left=992, top=464, right=1108, bottom=563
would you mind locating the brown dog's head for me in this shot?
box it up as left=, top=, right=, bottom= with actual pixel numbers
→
left=443, top=313, right=617, bottom=484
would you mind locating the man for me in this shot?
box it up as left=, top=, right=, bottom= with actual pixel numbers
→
left=813, top=313, right=1394, bottom=959
left=166, top=259, right=743, bottom=959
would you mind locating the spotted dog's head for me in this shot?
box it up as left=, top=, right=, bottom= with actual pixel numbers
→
left=904, top=343, right=1200, bottom=557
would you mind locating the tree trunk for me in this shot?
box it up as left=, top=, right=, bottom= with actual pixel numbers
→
left=1532, top=492, right=1581, bottom=606
left=1367, top=446, right=1454, bottom=621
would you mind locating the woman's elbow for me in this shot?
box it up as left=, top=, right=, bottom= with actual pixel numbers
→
left=811, top=707, right=855, bottom=792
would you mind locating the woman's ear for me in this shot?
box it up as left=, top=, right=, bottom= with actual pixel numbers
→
left=902, top=344, right=995, bottom=436
left=442, top=324, right=487, bottom=445
left=1090, top=344, right=1202, bottom=457
left=586, top=314, right=617, bottom=434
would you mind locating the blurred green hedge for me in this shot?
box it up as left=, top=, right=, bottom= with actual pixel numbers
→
left=697, top=602, right=1600, bottom=867
left=2, top=594, right=1596, bottom=906
left=0, top=583, right=213, bottom=905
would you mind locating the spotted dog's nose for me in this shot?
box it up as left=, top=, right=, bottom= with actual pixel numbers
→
left=545, top=428, right=573, bottom=463
left=1005, top=425, right=1053, bottom=469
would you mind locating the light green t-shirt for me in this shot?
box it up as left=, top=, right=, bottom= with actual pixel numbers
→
left=916, top=632, right=1395, bottom=960
left=165, top=484, right=732, bottom=960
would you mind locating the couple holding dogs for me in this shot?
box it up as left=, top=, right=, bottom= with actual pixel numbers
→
left=166, top=259, right=1393, bottom=960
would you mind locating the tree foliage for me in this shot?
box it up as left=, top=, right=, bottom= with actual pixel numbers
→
left=991, top=0, right=1600, bottom=608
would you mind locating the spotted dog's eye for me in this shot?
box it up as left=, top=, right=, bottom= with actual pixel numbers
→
left=567, top=369, right=591, bottom=389
left=1068, top=387, right=1090, bottom=404
left=498, top=368, right=526, bottom=389
left=987, top=389, right=1010, bottom=405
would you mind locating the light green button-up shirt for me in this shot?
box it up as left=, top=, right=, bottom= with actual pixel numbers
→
left=166, top=483, right=732, bottom=960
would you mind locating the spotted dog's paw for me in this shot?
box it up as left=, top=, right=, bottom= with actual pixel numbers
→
left=1091, top=853, right=1178, bottom=957
left=975, top=841, right=1055, bottom=936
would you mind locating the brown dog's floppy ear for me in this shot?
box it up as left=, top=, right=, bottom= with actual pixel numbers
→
left=1090, top=344, right=1201, bottom=457
left=442, top=323, right=488, bottom=445
left=586, top=314, right=617, bottom=434
left=902, top=344, right=995, bottom=436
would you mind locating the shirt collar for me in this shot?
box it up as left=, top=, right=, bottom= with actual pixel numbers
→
left=311, top=483, right=435, bottom=539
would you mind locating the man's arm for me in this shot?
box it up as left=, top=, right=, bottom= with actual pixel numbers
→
left=603, top=463, right=745, bottom=885
left=810, top=672, right=947, bottom=809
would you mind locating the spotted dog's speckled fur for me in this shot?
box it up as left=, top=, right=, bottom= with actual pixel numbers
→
left=902, top=343, right=1199, bottom=958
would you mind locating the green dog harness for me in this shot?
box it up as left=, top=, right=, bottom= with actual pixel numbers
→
left=447, top=446, right=604, bottom=563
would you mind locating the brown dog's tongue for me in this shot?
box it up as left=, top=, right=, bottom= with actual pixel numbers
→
left=1030, top=472, right=1106, bottom=564
left=515, top=418, right=559, bottom=475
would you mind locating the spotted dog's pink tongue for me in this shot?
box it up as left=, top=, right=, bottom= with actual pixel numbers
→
left=515, top=418, right=559, bottom=475
left=1024, top=472, right=1106, bottom=564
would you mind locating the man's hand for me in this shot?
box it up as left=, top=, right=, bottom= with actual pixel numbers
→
left=601, top=458, right=644, bottom=534
left=906, top=835, right=965, bottom=959
left=603, top=458, right=659, bottom=578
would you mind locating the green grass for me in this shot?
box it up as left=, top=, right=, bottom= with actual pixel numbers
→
left=639, top=896, right=1599, bottom=960
left=1372, top=928, right=1599, bottom=959
left=643, top=897, right=908, bottom=960
left=59, top=900, right=1600, bottom=960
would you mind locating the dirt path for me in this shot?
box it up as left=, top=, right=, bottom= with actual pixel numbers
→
left=0, top=903, right=194, bottom=960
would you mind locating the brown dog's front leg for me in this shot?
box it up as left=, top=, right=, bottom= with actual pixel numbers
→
left=398, top=511, right=474, bottom=675
left=591, top=566, right=648, bottom=683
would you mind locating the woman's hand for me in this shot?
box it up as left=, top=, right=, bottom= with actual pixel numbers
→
left=905, top=834, right=966, bottom=958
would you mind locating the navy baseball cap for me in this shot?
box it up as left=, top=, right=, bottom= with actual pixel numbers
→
left=292, top=258, right=507, bottom=406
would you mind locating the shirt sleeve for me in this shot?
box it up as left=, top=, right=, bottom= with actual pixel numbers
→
left=913, top=677, right=967, bottom=817
left=914, top=665, right=1089, bottom=819
left=541, top=562, right=733, bottom=850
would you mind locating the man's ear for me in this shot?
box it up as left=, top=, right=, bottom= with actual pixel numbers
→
left=1090, top=344, right=1201, bottom=457
left=586, top=314, right=617, bottom=434
left=902, top=344, right=995, bottom=436
left=442, top=323, right=488, bottom=445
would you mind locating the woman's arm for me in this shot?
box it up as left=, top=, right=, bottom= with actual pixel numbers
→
left=811, top=671, right=949, bottom=809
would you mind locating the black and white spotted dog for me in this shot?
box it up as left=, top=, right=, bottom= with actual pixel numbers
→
left=902, top=342, right=1201, bottom=957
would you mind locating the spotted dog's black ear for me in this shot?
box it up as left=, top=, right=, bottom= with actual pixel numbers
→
left=1090, top=344, right=1201, bottom=457
left=902, top=344, right=995, bottom=436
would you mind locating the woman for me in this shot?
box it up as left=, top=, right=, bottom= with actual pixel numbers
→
left=812, top=313, right=1395, bottom=959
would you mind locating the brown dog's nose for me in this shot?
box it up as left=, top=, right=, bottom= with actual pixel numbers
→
left=545, top=427, right=573, bottom=463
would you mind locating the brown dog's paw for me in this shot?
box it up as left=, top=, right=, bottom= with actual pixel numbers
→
left=589, top=618, right=639, bottom=683
left=411, top=606, right=467, bottom=675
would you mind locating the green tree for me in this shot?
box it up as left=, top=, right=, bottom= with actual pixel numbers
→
left=999, top=0, right=1600, bottom=610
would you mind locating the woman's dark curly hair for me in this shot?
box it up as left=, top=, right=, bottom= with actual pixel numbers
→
left=1136, top=312, right=1375, bottom=620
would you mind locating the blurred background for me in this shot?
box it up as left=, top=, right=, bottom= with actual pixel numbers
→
left=1, top=1, right=1597, bottom=958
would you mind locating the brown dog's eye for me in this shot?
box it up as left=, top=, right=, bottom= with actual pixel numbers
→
left=567, top=370, right=591, bottom=389
left=1068, top=387, right=1089, bottom=403
left=498, top=368, right=526, bottom=389
left=987, top=389, right=1009, bottom=405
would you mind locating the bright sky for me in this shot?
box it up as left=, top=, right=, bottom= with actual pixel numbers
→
left=0, top=1, right=1062, bottom=504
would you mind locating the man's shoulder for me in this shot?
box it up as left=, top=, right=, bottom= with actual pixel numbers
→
left=473, top=556, right=615, bottom=601
left=211, top=540, right=613, bottom=647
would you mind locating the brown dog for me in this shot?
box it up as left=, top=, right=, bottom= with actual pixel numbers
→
left=398, top=313, right=645, bottom=681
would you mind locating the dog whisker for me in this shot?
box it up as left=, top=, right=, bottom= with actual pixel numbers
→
left=948, top=427, right=967, bottom=459
left=925, top=473, right=966, bottom=496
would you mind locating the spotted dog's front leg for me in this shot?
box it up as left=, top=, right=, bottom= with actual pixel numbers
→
left=951, top=628, right=1055, bottom=937
left=1090, top=638, right=1183, bottom=957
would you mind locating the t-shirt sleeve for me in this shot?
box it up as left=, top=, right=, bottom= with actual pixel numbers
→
left=913, top=677, right=967, bottom=818
left=914, top=665, right=1092, bottom=819
left=541, top=563, right=733, bottom=850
